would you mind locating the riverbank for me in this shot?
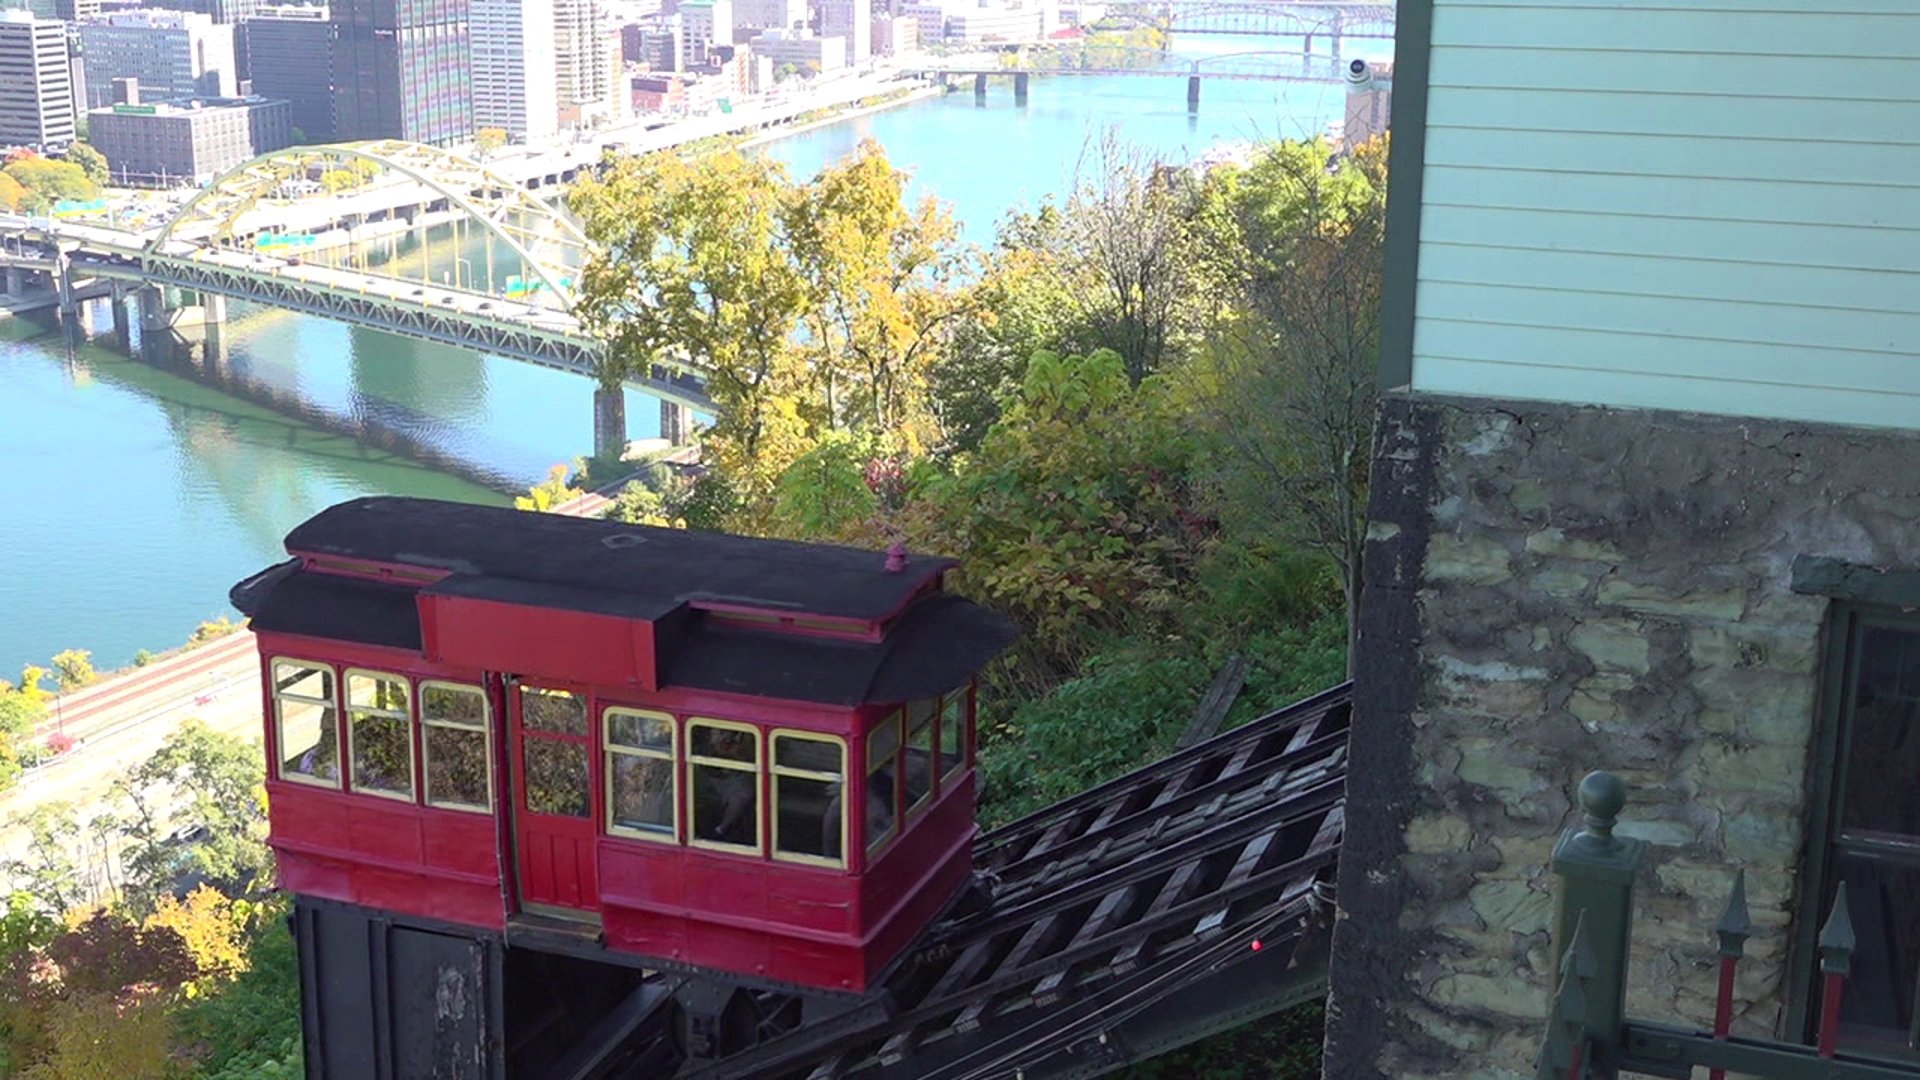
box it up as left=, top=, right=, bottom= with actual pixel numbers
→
left=737, top=83, right=944, bottom=151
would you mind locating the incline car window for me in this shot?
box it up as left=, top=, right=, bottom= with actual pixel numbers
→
left=607, top=709, right=676, bottom=841
left=519, top=688, right=590, bottom=818
left=273, top=659, right=339, bottom=788
left=422, top=682, right=490, bottom=812
left=689, top=721, right=760, bottom=853
left=905, top=699, right=936, bottom=818
left=867, top=714, right=901, bottom=853
left=346, top=670, right=413, bottom=800
left=939, top=691, right=967, bottom=782
left=771, top=732, right=845, bottom=867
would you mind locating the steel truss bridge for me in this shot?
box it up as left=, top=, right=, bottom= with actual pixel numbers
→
left=916, top=44, right=1349, bottom=82
left=1142, top=0, right=1394, bottom=39
left=10, top=140, right=712, bottom=414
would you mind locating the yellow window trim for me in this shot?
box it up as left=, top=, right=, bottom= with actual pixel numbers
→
left=269, top=656, right=341, bottom=790
left=420, top=679, right=493, bottom=813
left=769, top=729, right=847, bottom=869
left=866, top=710, right=904, bottom=855
left=905, top=698, right=936, bottom=820
left=606, top=707, right=678, bottom=844
left=342, top=667, right=415, bottom=802
left=939, top=691, right=968, bottom=785
left=687, top=717, right=763, bottom=855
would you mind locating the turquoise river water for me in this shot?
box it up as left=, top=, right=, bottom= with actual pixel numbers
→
left=0, top=32, right=1386, bottom=677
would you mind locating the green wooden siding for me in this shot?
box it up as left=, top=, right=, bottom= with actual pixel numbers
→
left=1408, top=0, right=1920, bottom=429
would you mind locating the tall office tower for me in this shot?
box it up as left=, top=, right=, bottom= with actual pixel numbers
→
left=175, top=0, right=258, bottom=24
left=330, top=0, right=473, bottom=144
left=673, top=0, right=725, bottom=67
left=53, top=0, right=99, bottom=22
left=241, top=5, right=335, bottom=141
left=63, top=25, right=84, bottom=119
left=472, top=0, right=556, bottom=139
left=553, top=0, right=621, bottom=127
left=0, top=12, right=75, bottom=148
left=730, top=0, right=799, bottom=38
left=81, top=10, right=236, bottom=107
left=816, top=0, right=866, bottom=63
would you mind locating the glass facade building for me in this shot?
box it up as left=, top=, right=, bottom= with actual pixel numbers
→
left=330, top=0, right=472, bottom=145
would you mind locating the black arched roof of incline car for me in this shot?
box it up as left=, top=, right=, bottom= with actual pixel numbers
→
left=236, top=566, right=1015, bottom=706
left=232, top=498, right=1020, bottom=707
left=284, top=496, right=958, bottom=623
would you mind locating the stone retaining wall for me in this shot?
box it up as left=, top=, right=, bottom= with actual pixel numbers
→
left=1324, top=392, right=1920, bottom=1080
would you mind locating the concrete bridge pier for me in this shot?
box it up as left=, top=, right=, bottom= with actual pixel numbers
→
left=1188, top=74, right=1202, bottom=110
left=110, top=287, right=132, bottom=351
left=1014, top=72, right=1030, bottom=106
left=975, top=73, right=989, bottom=102
left=661, top=400, right=692, bottom=447
left=3, top=266, right=22, bottom=295
left=137, top=283, right=170, bottom=331
left=594, top=384, right=628, bottom=462
left=198, top=292, right=228, bottom=326
left=199, top=318, right=230, bottom=376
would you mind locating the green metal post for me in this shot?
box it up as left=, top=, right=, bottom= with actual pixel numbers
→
left=1551, top=771, right=1646, bottom=1080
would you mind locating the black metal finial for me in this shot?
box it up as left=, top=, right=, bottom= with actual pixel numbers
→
left=1579, top=771, right=1627, bottom=845
left=1819, top=882, right=1856, bottom=977
left=1716, top=869, right=1752, bottom=959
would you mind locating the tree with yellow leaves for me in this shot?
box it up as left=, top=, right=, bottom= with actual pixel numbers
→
left=568, top=142, right=969, bottom=530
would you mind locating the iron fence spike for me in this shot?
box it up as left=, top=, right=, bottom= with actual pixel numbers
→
left=1818, top=881, right=1855, bottom=976
left=1559, top=910, right=1598, bottom=982
left=1715, top=868, right=1751, bottom=957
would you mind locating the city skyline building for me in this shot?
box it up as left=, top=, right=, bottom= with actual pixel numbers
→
left=0, top=11, right=76, bottom=149
left=80, top=10, right=236, bottom=108
left=240, top=5, right=336, bottom=141
left=89, top=93, right=292, bottom=184
left=675, top=0, right=727, bottom=69
left=728, top=0, right=799, bottom=39
left=816, top=0, right=866, bottom=64
left=554, top=0, right=622, bottom=127
left=472, top=0, right=557, bottom=138
left=329, top=0, right=473, bottom=145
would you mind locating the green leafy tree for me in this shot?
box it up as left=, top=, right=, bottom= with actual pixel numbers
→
left=474, top=127, right=508, bottom=157
left=60, top=143, right=108, bottom=187
left=571, top=149, right=815, bottom=520
left=573, top=144, right=970, bottom=530
left=49, top=650, right=96, bottom=691
left=1041, top=130, right=1211, bottom=386
left=0, top=680, right=45, bottom=791
left=1196, top=136, right=1388, bottom=672
left=1, top=802, right=88, bottom=918
left=109, top=721, right=271, bottom=910
left=604, top=478, right=673, bottom=527
left=2, top=158, right=98, bottom=205
left=785, top=140, right=974, bottom=449
left=915, top=348, right=1208, bottom=674
left=514, top=462, right=585, bottom=512
left=170, top=896, right=304, bottom=1080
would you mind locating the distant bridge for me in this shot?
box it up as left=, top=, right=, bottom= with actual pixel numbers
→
left=914, top=45, right=1348, bottom=83
left=0, top=140, right=711, bottom=456
left=1141, top=0, right=1394, bottom=39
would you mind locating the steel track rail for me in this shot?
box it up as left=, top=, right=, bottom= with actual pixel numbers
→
left=677, top=682, right=1352, bottom=1080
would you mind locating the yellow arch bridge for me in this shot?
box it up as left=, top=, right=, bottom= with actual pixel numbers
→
left=4, top=140, right=708, bottom=454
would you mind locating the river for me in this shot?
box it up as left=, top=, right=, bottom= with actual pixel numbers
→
left=0, top=32, right=1387, bottom=678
